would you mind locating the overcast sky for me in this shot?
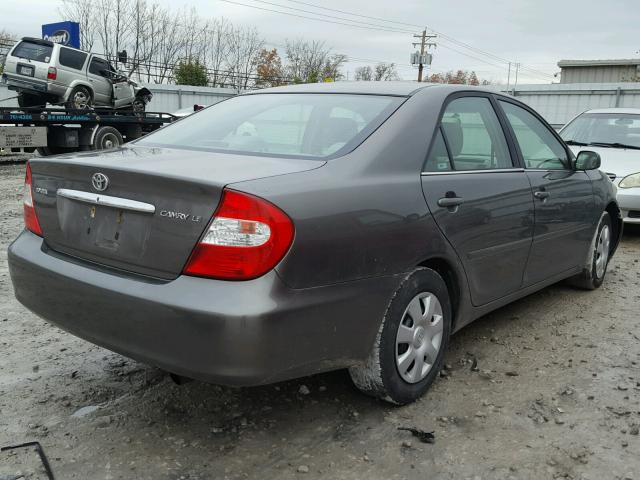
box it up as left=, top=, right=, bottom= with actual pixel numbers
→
left=2, top=0, right=640, bottom=83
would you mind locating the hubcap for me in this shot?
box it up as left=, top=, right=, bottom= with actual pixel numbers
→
left=595, top=224, right=610, bottom=278
left=395, top=292, right=444, bottom=384
left=100, top=133, right=118, bottom=149
left=73, top=91, right=89, bottom=109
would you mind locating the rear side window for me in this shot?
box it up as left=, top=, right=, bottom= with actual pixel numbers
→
left=11, top=41, right=53, bottom=63
left=136, top=93, right=404, bottom=159
left=58, top=47, right=87, bottom=70
left=499, top=101, right=569, bottom=170
left=424, top=128, right=452, bottom=172
left=440, top=97, right=513, bottom=171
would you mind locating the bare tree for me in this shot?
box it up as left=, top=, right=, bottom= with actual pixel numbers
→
left=354, top=66, right=373, bottom=81
left=226, top=25, right=264, bottom=92
left=59, top=0, right=96, bottom=51
left=374, top=63, right=400, bottom=81
left=204, top=18, right=232, bottom=87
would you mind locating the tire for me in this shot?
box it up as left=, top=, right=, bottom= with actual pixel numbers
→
left=93, top=126, right=123, bottom=150
left=65, top=86, right=93, bottom=110
left=132, top=96, right=146, bottom=112
left=349, top=268, right=452, bottom=405
left=568, top=212, right=612, bottom=290
left=18, top=93, right=45, bottom=109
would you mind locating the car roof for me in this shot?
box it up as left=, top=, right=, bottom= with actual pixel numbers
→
left=583, top=108, right=640, bottom=115
left=242, top=81, right=496, bottom=97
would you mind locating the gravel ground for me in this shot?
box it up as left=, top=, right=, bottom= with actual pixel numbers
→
left=0, top=162, right=639, bottom=480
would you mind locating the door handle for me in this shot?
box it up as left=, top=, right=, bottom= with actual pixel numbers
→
left=437, top=197, right=465, bottom=208
left=534, top=191, right=550, bottom=200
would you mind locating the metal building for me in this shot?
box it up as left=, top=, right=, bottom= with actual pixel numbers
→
left=558, top=59, right=640, bottom=84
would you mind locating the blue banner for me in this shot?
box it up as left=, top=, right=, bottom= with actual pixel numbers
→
left=42, top=21, right=80, bottom=49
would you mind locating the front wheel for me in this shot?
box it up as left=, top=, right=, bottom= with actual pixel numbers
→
left=349, top=268, right=452, bottom=405
left=568, top=212, right=612, bottom=290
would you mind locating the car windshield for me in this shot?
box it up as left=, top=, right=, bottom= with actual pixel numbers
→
left=12, top=40, right=53, bottom=63
left=560, top=112, right=640, bottom=149
left=137, top=93, right=404, bottom=159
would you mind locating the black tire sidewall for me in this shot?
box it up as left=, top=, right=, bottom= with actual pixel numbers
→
left=94, top=127, right=123, bottom=150
left=379, top=269, right=452, bottom=404
left=590, top=212, right=612, bottom=288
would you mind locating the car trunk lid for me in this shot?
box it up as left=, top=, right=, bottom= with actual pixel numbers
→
left=29, top=145, right=323, bottom=279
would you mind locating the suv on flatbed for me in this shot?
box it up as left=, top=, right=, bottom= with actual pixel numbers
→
left=1, top=37, right=152, bottom=111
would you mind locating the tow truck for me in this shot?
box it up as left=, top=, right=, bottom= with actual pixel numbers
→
left=0, top=106, right=175, bottom=156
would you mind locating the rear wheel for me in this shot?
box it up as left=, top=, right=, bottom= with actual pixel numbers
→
left=568, top=212, right=612, bottom=290
left=349, top=268, right=452, bottom=405
left=18, top=93, right=45, bottom=109
left=66, top=86, right=93, bottom=110
left=93, top=126, right=123, bottom=150
left=132, top=96, right=146, bottom=112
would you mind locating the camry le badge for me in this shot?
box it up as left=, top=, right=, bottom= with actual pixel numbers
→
left=91, top=173, right=109, bottom=192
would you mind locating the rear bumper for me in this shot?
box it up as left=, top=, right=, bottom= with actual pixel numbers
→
left=8, top=230, right=400, bottom=386
left=617, top=189, right=640, bottom=224
left=3, top=73, right=48, bottom=94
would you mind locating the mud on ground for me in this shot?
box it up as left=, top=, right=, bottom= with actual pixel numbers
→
left=0, top=163, right=639, bottom=480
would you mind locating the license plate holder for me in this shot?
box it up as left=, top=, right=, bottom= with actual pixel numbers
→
left=18, top=64, right=34, bottom=77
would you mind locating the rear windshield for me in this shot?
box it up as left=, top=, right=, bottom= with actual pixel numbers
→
left=11, top=41, right=53, bottom=63
left=136, top=93, right=404, bottom=159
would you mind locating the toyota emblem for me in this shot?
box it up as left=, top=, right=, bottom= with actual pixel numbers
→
left=91, top=173, right=109, bottom=191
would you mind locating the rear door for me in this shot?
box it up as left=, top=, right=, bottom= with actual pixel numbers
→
left=421, top=94, right=535, bottom=306
left=497, top=99, right=594, bottom=286
left=56, top=47, right=88, bottom=90
left=86, top=56, right=112, bottom=104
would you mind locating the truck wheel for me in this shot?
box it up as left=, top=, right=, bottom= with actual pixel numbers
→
left=18, top=93, right=45, bottom=109
left=93, top=126, right=123, bottom=150
left=349, top=268, right=452, bottom=405
left=66, top=86, right=93, bottom=110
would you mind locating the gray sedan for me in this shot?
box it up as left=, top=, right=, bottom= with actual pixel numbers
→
left=8, top=82, right=621, bottom=404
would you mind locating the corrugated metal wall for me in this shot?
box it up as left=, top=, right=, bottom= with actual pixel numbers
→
left=499, top=83, right=640, bottom=127
left=560, top=66, right=640, bottom=84
left=0, top=83, right=236, bottom=112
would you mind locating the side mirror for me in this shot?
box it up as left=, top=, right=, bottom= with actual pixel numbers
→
left=575, top=150, right=601, bottom=171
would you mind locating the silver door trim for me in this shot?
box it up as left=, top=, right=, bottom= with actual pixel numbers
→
left=57, top=189, right=156, bottom=213
left=421, top=168, right=525, bottom=176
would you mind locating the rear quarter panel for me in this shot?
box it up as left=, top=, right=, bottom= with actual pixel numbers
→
left=231, top=87, right=466, bottom=291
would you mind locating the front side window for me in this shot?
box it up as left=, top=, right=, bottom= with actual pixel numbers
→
left=89, top=58, right=111, bottom=77
left=440, top=97, right=513, bottom=171
left=500, top=101, right=569, bottom=170
left=58, top=47, right=87, bottom=70
left=11, top=41, right=53, bottom=63
left=136, top=93, right=403, bottom=159
left=560, top=112, right=640, bottom=150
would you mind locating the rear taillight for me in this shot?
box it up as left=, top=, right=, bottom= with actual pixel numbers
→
left=183, top=189, right=294, bottom=280
left=47, top=67, right=57, bottom=80
left=23, top=162, right=43, bottom=236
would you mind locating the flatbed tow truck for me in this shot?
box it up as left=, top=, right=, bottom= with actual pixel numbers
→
left=0, top=106, right=175, bottom=156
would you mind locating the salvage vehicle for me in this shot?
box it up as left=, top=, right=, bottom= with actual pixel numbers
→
left=8, top=83, right=622, bottom=405
left=560, top=108, right=640, bottom=224
left=1, top=37, right=152, bottom=111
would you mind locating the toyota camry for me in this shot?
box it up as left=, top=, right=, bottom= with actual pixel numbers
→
left=8, top=82, right=621, bottom=404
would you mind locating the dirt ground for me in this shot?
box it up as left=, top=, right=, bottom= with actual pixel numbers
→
left=0, top=161, right=639, bottom=480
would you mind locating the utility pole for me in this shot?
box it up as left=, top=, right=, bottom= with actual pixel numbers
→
left=506, top=62, right=511, bottom=91
left=514, top=62, right=520, bottom=93
left=412, top=29, right=437, bottom=82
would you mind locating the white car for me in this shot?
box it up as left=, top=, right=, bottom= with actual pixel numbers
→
left=560, top=108, right=640, bottom=224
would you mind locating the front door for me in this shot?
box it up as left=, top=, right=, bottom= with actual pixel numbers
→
left=86, top=56, right=113, bottom=105
left=421, top=95, right=535, bottom=306
left=497, top=100, right=595, bottom=286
